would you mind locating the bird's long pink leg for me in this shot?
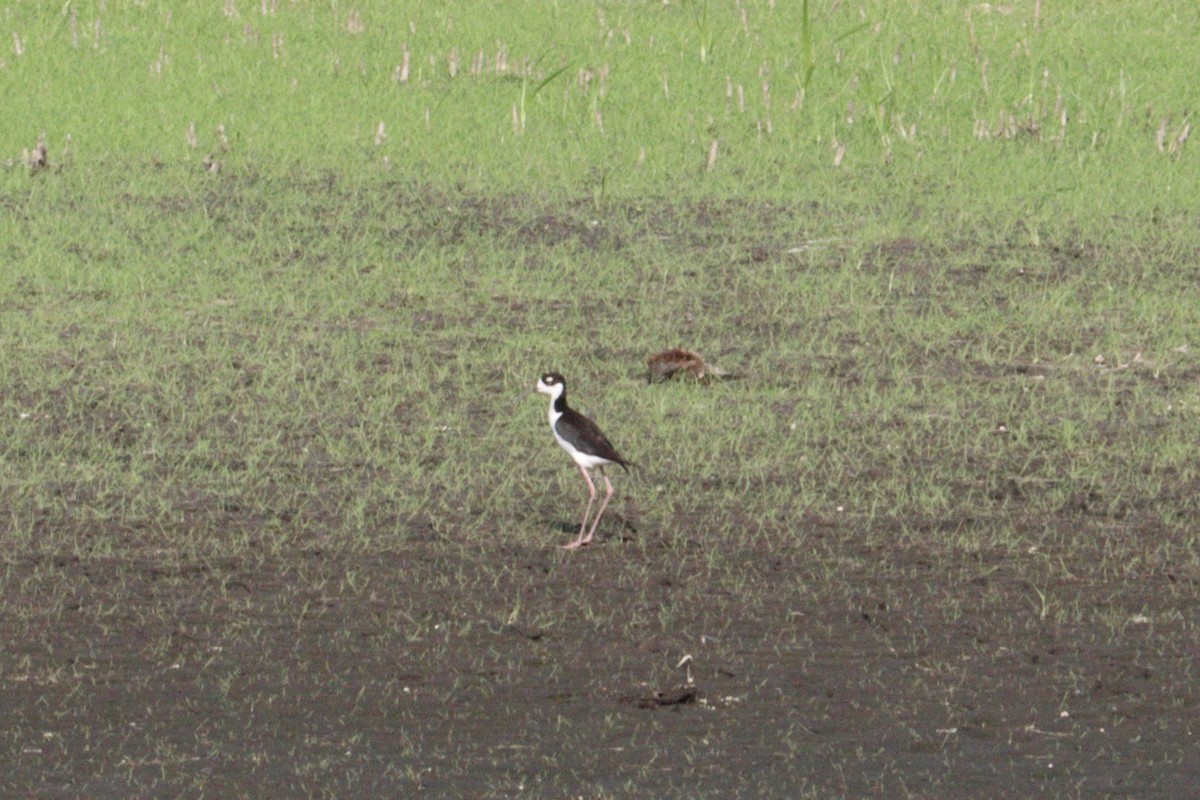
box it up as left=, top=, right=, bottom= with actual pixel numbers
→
left=578, top=471, right=614, bottom=547
left=562, top=466, right=597, bottom=550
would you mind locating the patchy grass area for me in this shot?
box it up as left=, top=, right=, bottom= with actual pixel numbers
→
left=1, top=2, right=1199, bottom=798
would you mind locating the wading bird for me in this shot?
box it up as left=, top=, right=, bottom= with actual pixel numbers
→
left=536, top=372, right=632, bottom=549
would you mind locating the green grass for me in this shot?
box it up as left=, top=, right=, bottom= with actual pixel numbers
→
left=2, top=2, right=1197, bottom=226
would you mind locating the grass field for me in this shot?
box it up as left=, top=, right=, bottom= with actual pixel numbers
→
left=2, top=2, right=1199, bottom=797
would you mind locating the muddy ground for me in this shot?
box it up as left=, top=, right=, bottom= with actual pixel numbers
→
left=3, top=513, right=1196, bottom=799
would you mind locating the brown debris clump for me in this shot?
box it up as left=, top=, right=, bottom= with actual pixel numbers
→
left=647, top=348, right=732, bottom=383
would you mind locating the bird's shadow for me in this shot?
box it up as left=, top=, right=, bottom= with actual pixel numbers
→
left=549, top=519, right=577, bottom=535
left=547, top=513, right=639, bottom=539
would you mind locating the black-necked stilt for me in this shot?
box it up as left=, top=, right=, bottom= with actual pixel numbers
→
left=536, top=372, right=632, bottom=550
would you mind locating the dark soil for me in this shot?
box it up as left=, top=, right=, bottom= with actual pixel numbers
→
left=3, top=523, right=1196, bottom=799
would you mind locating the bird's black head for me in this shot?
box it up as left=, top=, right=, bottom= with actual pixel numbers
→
left=536, top=372, right=566, bottom=399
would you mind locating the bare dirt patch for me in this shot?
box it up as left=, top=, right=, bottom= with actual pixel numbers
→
left=3, top=523, right=1196, bottom=798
